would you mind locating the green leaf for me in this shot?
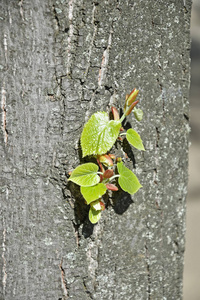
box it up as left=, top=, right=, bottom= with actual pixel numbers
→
left=81, top=183, right=107, bottom=204
left=89, top=207, right=102, bottom=224
left=117, top=162, right=142, bottom=194
left=126, top=128, right=145, bottom=151
left=133, top=108, right=143, bottom=121
left=81, top=112, right=121, bottom=157
left=68, top=163, right=100, bottom=187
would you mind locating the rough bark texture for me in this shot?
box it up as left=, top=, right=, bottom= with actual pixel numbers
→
left=0, top=1, right=191, bottom=299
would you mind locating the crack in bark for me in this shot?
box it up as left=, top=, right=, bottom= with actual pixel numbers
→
left=154, top=127, right=165, bottom=298
left=18, top=0, right=24, bottom=21
left=84, top=3, right=98, bottom=79
left=153, top=127, right=160, bottom=199
left=84, top=87, right=99, bottom=121
left=85, top=222, right=103, bottom=294
left=155, top=127, right=160, bottom=148
left=72, top=221, right=80, bottom=248
left=52, top=4, right=61, bottom=29
left=59, top=258, right=69, bottom=298
left=156, top=78, right=166, bottom=118
left=83, top=277, right=94, bottom=299
left=1, top=83, right=8, bottom=145
left=98, top=29, right=112, bottom=87
left=51, top=5, right=69, bottom=136
left=145, top=243, right=151, bottom=299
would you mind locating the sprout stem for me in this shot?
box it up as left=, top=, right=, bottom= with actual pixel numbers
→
left=120, top=114, right=126, bottom=123
left=109, top=174, right=120, bottom=181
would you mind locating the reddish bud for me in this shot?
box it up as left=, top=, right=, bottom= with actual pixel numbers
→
left=125, top=100, right=139, bottom=116
left=108, top=154, right=116, bottom=160
left=111, top=106, right=120, bottom=120
left=126, top=88, right=139, bottom=106
left=97, top=154, right=113, bottom=167
left=103, top=169, right=114, bottom=179
left=116, top=157, right=122, bottom=162
left=106, top=183, right=118, bottom=191
left=68, top=171, right=72, bottom=176
left=97, top=159, right=105, bottom=173
left=124, top=94, right=129, bottom=111
left=99, top=174, right=104, bottom=182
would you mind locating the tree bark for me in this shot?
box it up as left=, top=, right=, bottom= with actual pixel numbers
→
left=0, top=1, right=191, bottom=299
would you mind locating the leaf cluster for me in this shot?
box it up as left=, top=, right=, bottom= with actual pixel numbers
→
left=68, top=88, right=145, bottom=224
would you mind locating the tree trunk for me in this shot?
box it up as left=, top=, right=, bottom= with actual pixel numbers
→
left=0, top=1, right=191, bottom=299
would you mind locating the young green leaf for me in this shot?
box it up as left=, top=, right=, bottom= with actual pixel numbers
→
left=126, top=128, right=145, bottom=151
left=68, top=163, right=100, bottom=187
left=89, top=207, right=102, bottom=224
left=81, top=112, right=121, bottom=157
left=81, top=183, right=107, bottom=204
left=133, top=107, right=143, bottom=121
left=117, top=161, right=142, bottom=194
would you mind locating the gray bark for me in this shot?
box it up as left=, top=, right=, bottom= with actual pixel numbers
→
left=0, top=0, right=191, bottom=299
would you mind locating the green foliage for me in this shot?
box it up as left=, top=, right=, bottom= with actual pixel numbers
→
left=81, top=183, right=107, bottom=204
left=117, top=162, right=142, bottom=194
left=81, top=112, right=121, bottom=157
left=89, top=206, right=102, bottom=224
left=126, top=128, right=145, bottom=151
left=68, top=163, right=100, bottom=186
left=133, top=107, right=143, bottom=121
left=68, top=88, right=145, bottom=224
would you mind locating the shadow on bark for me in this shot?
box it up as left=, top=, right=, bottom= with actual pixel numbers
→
left=66, top=181, right=95, bottom=238
left=66, top=181, right=133, bottom=238
left=112, top=190, right=133, bottom=215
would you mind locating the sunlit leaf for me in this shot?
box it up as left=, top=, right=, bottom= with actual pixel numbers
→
left=68, top=163, right=100, bottom=187
left=117, top=162, right=142, bottom=194
left=133, top=108, right=143, bottom=121
left=126, top=128, right=145, bottom=151
left=81, top=112, right=121, bottom=157
left=89, top=207, right=102, bottom=224
left=81, top=183, right=107, bottom=204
